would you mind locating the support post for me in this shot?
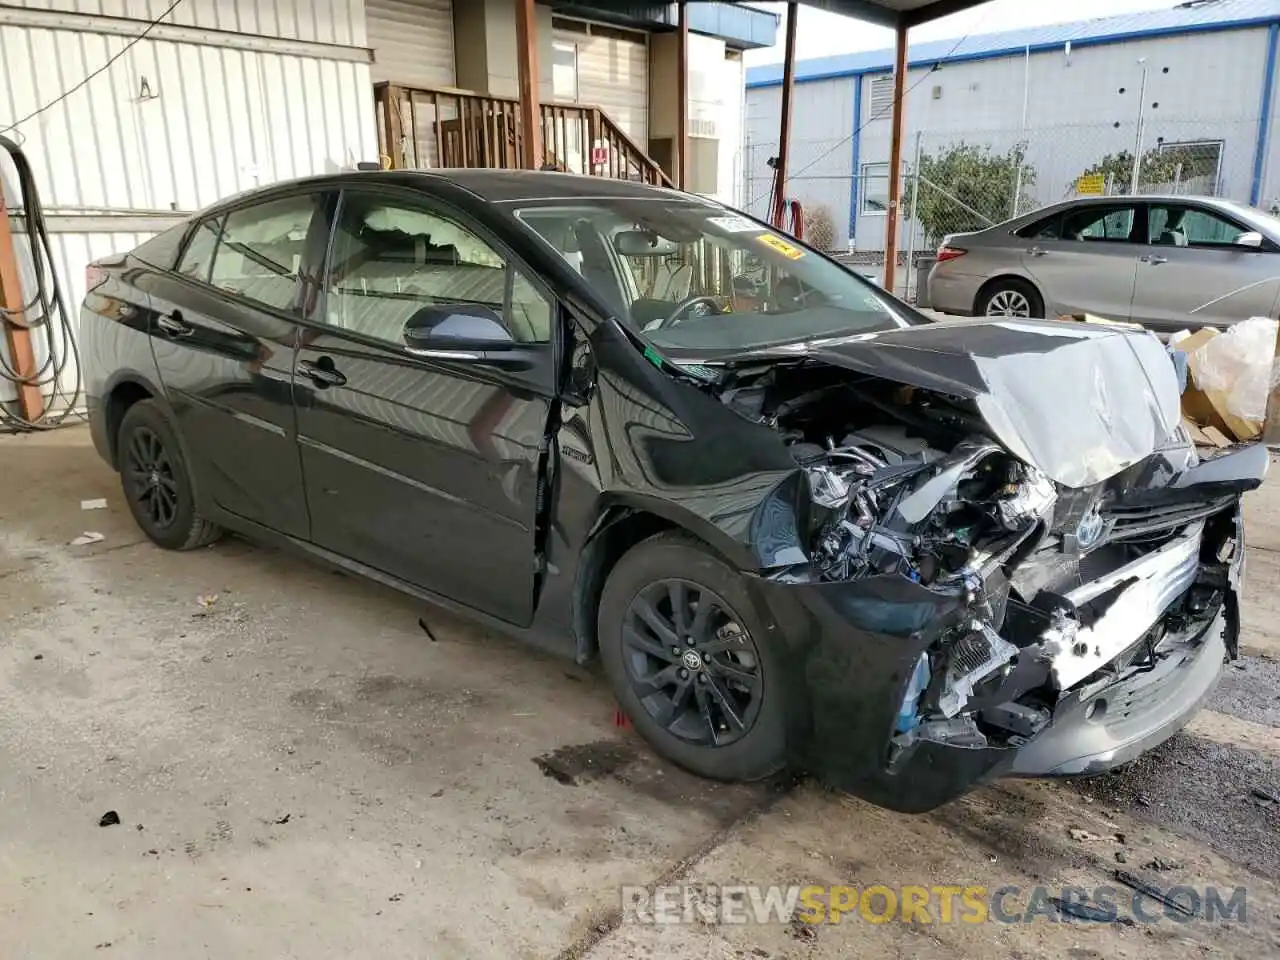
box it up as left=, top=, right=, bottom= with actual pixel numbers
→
left=677, top=1, right=689, bottom=190
left=772, top=2, right=798, bottom=228
left=384, top=85, right=406, bottom=169
left=1265, top=318, right=1280, bottom=445
left=904, top=130, right=922, bottom=302
left=0, top=195, right=44, bottom=422
left=883, top=21, right=909, bottom=296
left=515, top=0, right=542, bottom=169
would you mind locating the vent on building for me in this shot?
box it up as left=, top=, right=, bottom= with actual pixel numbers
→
left=591, top=23, right=646, bottom=43
left=689, top=118, right=716, bottom=137
left=551, top=16, right=589, bottom=33
left=551, top=16, right=646, bottom=43
left=869, top=75, right=895, bottom=120
left=932, top=84, right=943, bottom=100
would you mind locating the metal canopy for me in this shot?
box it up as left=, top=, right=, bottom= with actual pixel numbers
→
left=788, top=0, right=991, bottom=28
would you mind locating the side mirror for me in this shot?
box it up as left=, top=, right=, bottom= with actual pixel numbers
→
left=402, top=303, right=516, bottom=361
left=1235, top=230, right=1265, bottom=249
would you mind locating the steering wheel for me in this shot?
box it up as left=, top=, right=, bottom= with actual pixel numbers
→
left=774, top=275, right=823, bottom=312
left=656, top=295, right=721, bottom=329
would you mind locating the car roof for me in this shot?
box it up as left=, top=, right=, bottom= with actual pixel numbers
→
left=998, top=193, right=1276, bottom=231
left=207, top=169, right=694, bottom=210
left=1059, top=194, right=1227, bottom=204
left=406, top=169, right=692, bottom=203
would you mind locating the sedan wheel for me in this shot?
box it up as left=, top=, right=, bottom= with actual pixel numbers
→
left=125, top=425, right=180, bottom=530
left=622, top=579, right=764, bottom=747
left=986, top=289, right=1032, bottom=317
left=599, top=532, right=787, bottom=782
left=117, top=399, right=222, bottom=551
left=979, top=279, right=1044, bottom=319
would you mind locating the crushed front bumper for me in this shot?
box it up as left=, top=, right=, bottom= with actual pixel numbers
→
left=753, top=499, right=1246, bottom=814
left=1010, top=607, right=1227, bottom=776
left=1011, top=500, right=1244, bottom=778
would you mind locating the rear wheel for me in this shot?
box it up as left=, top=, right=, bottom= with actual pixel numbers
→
left=118, top=400, right=222, bottom=551
left=978, top=278, right=1044, bottom=318
left=598, top=532, right=786, bottom=782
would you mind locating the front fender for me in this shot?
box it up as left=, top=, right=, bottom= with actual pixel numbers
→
left=593, top=468, right=811, bottom=573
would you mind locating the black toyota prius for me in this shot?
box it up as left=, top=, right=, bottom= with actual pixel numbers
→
left=81, top=170, right=1264, bottom=812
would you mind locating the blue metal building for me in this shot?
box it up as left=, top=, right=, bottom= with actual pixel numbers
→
left=745, top=0, right=1280, bottom=251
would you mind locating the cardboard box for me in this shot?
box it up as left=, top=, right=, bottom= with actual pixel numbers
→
left=1175, top=328, right=1264, bottom=442
left=1202, top=425, right=1235, bottom=447
left=1175, top=328, right=1220, bottom=357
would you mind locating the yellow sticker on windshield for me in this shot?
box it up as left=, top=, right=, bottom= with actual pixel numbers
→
left=758, top=233, right=805, bottom=260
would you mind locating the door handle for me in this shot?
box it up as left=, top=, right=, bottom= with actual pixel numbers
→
left=297, top=358, right=347, bottom=389
left=156, top=311, right=193, bottom=337
left=1140, top=255, right=1169, bottom=265
left=1026, top=246, right=1048, bottom=257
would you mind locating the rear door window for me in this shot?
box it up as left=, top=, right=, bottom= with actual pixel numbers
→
left=1060, top=205, right=1138, bottom=243
left=1017, top=213, right=1063, bottom=241
left=209, top=195, right=321, bottom=312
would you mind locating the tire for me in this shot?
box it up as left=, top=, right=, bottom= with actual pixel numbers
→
left=598, top=532, right=787, bottom=782
left=977, top=278, right=1044, bottom=319
left=117, top=399, right=222, bottom=551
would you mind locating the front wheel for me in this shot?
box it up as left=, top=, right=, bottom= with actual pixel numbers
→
left=598, top=532, right=787, bottom=782
left=117, top=400, right=222, bottom=551
left=978, top=278, right=1045, bottom=319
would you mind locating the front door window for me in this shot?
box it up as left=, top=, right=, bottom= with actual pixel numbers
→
left=324, top=193, right=551, bottom=345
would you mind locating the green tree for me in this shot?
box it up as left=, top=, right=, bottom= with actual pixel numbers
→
left=1078, top=146, right=1218, bottom=194
left=904, top=142, right=1036, bottom=245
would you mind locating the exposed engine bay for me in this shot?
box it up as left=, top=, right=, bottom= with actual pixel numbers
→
left=714, top=358, right=1254, bottom=769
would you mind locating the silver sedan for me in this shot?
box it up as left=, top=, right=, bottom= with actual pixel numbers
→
left=927, top=195, right=1280, bottom=333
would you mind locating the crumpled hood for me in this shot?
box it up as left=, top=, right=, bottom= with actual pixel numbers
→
left=738, top=318, right=1183, bottom=488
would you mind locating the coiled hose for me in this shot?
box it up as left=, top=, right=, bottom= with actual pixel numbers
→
left=0, top=134, right=83, bottom=430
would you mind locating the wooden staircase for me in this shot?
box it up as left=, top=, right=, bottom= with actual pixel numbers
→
left=374, top=82, right=673, bottom=187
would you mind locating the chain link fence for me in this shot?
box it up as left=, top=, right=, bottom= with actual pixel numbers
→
left=745, top=111, right=1267, bottom=299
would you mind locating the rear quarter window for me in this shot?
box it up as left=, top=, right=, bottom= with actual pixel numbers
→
left=130, top=221, right=193, bottom=271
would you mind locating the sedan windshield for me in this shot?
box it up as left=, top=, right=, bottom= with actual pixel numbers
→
left=514, top=198, right=913, bottom=353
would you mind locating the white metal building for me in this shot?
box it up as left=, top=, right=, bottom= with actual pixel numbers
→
left=0, top=0, right=775, bottom=412
left=746, top=0, right=1280, bottom=252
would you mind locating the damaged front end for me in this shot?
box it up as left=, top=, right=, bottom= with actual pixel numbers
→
left=716, top=327, right=1265, bottom=812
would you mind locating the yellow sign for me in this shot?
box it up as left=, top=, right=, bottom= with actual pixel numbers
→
left=1076, top=174, right=1106, bottom=195
left=758, top=233, right=805, bottom=260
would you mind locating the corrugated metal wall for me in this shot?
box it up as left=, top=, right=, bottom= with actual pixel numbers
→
left=2, top=0, right=366, bottom=45
left=367, top=0, right=454, bottom=88
left=6, top=228, right=158, bottom=408
left=744, top=78, right=855, bottom=241
left=0, top=0, right=377, bottom=409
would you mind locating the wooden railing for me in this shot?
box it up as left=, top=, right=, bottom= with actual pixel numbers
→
left=374, top=82, right=673, bottom=188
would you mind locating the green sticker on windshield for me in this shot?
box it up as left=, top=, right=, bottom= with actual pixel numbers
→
left=643, top=345, right=663, bottom=369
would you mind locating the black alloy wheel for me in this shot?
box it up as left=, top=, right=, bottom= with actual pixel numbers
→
left=599, top=532, right=787, bottom=783
left=117, top=399, right=222, bottom=551
left=622, top=579, right=764, bottom=747
left=124, top=425, right=179, bottom=530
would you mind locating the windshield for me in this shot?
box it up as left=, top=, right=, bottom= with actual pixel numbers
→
left=513, top=198, right=913, bottom=354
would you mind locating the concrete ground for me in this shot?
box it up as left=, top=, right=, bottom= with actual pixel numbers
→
left=1, top=426, right=1277, bottom=960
